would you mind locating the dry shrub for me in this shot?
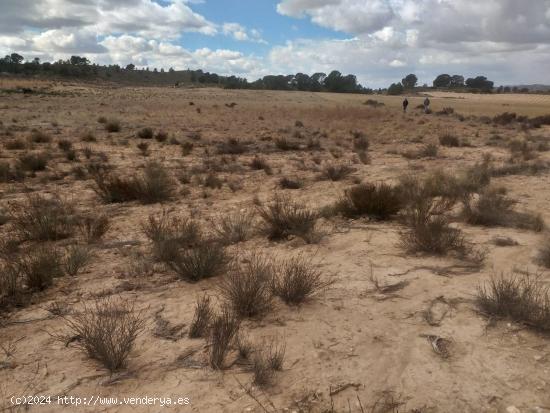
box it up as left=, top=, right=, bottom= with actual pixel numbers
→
left=0, top=162, right=24, bottom=183
left=509, top=139, right=536, bottom=162
left=490, top=160, right=550, bottom=177
left=104, top=119, right=121, bottom=133
left=9, top=194, right=77, bottom=241
left=464, top=187, right=544, bottom=232
left=212, top=211, right=255, bottom=245
left=400, top=214, right=465, bottom=255
left=81, top=131, right=96, bottom=142
left=203, top=172, right=223, bottom=189
left=251, top=338, right=285, bottom=387
left=18, top=152, right=48, bottom=171
left=137, top=142, right=149, bottom=156
left=4, top=138, right=27, bottom=150
left=63, top=297, right=145, bottom=371
left=219, top=253, right=273, bottom=317
left=439, top=133, right=460, bottom=147
left=250, top=156, right=272, bottom=175
left=209, top=307, right=240, bottom=369
left=181, top=141, right=193, bottom=155
left=17, top=245, right=63, bottom=291
left=143, top=211, right=201, bottom=263
left=279, top=177, right=303, bottom=189
left=275, top=137, right=300, bottom=151
left=137, top=127, right=153, bottom=139
left=217, top=138, right=247, bottom=155
left=92, top=161, right=175, bottom=204
left=64, top=245, right=91, bottom=276
left=0, top=263, right=23, bottom=309
left=168, top=242, right=229, bottom=282
left=188, top=295, right=213, bottom=338
left=29, top=129, right=51, bottom=143
left=537, top=237, right=550, bottom=268
left=257, top=194, right=319, bottom=242
left=154, top=130, right=168, bottom=142
left=78, top=213, right=110, bottom=243
left=476, top=272, right=550, bottom=332
left=58, top=139, right=72, bottom=152
left=352, top=132, right=369, bottom=152
left=271, top=255, right=328, bottom=305
left=334, top=182, right=402, bottom=220
left=320, top=163, right=354, bottom=181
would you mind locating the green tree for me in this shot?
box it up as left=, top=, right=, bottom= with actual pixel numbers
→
left=387, top=82, right=404, bottom=95
left=401, top=74, right=418, bottom=89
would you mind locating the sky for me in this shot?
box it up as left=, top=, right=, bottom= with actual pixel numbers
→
left=1, top=0, right=550, bottom=88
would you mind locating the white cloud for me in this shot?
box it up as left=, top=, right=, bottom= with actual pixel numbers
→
left=222, top=23, right=267, bottom=43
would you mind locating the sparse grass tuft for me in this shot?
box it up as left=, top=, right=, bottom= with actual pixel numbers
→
left=77, top=213, right=110, bottom=243
left=279, top=177, right=303, bottom=189
left=275, top=137, right=300, bottom=151
left=476, top=272, right=550, bottom=332
left=320, top=163, right=354, bottom=181
left=188, top=295, right=213, bottom=338
left=536, top=238, right=550, bottom=268
left=18, top=152, right=48, bottom=171
left=18, top=245, right=63, bottom=291
left=168, top=242, right=229, bottom=282
left=63, top=297, right=145, bottom=372
left=9, top=194, right=77, bottom=241
left=334, top=182, right=402, bottom=220
left=212, top=211, right=255, bottom=245
left=143, top=211, right=201, bottom=263
left=217, top=138, right=247, bottom=154
left=464, top=187, right=544, bottom=232
left=271, top=255, right=328, bottom=305
left=250, top=156, right=272, bottom=174
left=64, top=245, right=91, bottom=276
left=219, top=253, right=273, bottom=317
left=257, top=194, right=319, bottom=242
left=92, top=161, right=175, bottom=204
left=208, top=307, right=240, bottom=369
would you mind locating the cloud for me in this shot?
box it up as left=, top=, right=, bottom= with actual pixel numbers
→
left=222, top=23, right=267, bottom=43
left=277, top=0, right=394, bottom=33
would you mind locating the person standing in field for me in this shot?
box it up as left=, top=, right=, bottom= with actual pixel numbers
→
left=423, top=97, right=431, bottom=113
left=403, top=98, right=409, bottom=113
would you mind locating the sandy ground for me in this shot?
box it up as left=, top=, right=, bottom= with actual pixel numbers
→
left=1, top=80, right=550, bottom=413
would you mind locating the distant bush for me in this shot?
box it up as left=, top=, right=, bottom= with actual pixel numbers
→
left=92, top=161, right=175, bottom=204
left=275, top=137, right=300, bottom=151
left=320, top=164, right=354, bottom=181
left=137, top=127, right=153, bottom=139
left=18, top=152, right=48, bottom=171
left=217, top=138, right=247, bottom=155
left=104, top=119, right=121, bottom=133
left=279, top=177, right=303, bottom=189
left=439, top=133, right=460, bottom=147
left=29, top=129, right=51, bottom=143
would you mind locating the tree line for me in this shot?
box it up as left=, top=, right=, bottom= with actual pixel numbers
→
left=0, top=53, right=368, bottom=94
left=0, top=52, right=541, bottom=95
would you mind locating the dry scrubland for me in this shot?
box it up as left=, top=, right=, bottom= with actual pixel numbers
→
left=1, top=78, right=550, bottom=413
